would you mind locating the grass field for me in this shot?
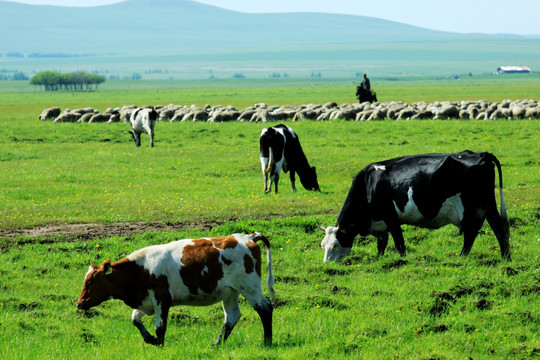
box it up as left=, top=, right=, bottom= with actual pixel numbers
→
left=0, top=78, right=538, bottom=359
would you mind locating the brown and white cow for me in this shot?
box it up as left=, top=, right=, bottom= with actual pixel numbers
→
left=77, top=233, right=275, bottom=346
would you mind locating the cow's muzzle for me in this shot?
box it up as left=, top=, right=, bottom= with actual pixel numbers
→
left=76, top=300, right=89, bottom=310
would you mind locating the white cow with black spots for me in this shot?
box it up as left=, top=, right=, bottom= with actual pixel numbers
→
left=129, top=107, right=158, bottom=147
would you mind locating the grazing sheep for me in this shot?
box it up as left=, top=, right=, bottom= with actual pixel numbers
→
left=39, top=107, right=61, bottom=121
left=119, top=105, right=137, bottom=123
left=41, top=99, right=540, bottom=126
left=54, top=111, right=81, bottom=123
left=89, top=113, right=111, bottom=123
left=209, top=110, right=241, bottom=122
left=238, top=109, right=257, bottom=122
left=434, top=104, right=459, bottom=119
left=77, top=112, right=95, bottom=123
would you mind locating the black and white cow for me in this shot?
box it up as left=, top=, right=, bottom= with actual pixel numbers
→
left=259, top=124, right=320, bottom=194
left=129, top=107, right=158, bottom=147
left=320, top=151, right=510, bottom=262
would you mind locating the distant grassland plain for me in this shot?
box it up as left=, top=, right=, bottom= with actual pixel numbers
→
left=0, top=78, right=538, bottom=359
left=3, top=73, right=540, bottom=109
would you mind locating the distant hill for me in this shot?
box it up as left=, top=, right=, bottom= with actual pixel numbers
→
left=2, top=0, right=539, bottom=80
left=0, top=0, right=493, bottom=55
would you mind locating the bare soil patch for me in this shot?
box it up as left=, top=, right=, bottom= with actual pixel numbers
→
left=0, top=221, right=220, bottom=242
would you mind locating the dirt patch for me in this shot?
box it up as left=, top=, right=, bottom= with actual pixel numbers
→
left=0, top=221, right=220, bottom=242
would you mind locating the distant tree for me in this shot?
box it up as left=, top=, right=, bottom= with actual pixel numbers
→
left=30, top=71, right=105, bottom=91
left=233, top=73, right=246, bottom=79
left=12, top=71, right=29, bottom=80
left=131, top=73, right=142, bottom=80
left=0, top=69, right=29, bottom=81
left=30, top=71, right=61, bottom=91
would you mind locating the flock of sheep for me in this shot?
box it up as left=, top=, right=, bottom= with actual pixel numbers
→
left=39, top=98, right=540, bottom=123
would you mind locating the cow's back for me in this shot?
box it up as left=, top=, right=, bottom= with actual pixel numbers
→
left=350, top=151, right=496, bottom=228
left=127, top=235, right=262, bottom=305
left=372, top=151, right=494, bottom=195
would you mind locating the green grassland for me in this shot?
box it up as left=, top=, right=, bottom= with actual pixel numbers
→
left=0, top=78, right=538, bottom=359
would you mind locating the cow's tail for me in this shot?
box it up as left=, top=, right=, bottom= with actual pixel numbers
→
left=260, top=131, right=274, bottom=175
left=488, top=153, right=509, bottom=238
left=266, top=146, right=274, bottom=175
left=251, top=232, right=275, bottom=304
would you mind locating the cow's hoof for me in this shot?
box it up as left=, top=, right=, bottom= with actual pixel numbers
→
left=143, top=335, right=159, bottom=345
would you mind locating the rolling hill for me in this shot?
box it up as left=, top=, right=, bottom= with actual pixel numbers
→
left=1, top=0, right=496, bottom=55
left=1, top=0, right=539, bottom=79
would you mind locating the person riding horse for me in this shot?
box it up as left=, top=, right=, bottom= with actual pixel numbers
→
left=356, top=73, right=377, bottom=103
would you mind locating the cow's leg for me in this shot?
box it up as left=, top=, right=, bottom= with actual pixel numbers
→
left=132, top=309, right=159, bottom=345
left=142, top=125, right=154, bottom=147
left=253, top=300, right=273, bottom=347
left=129, top=130, right=137, bottom=145
left=460, top=212, right=484, bottom=257
left=135, top=132, right=141, bottom=147
left=272, top=173, right=279, bottom=194
left=215, top=290, right=241, bottom=345
left=153, top=300, right=170, bottom=346
left=271, top=157, right=284, bottom=194
left=385, top=220, right=406, bottom=257
left=461, top=228, right=479, bottom=257
left=290, top=171, right=297, bottom=192
left=242, top=289, right=273, bottom=346
left=485, top=200, right=511, bottom=260
left=377, top=233, right=389, bottom=256
left=149, top=128, right=155, bottom=147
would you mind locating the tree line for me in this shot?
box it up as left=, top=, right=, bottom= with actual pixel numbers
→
left=29, top=71, right=106, bottom=91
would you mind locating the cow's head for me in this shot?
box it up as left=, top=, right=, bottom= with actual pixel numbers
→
left=302, top=166, right=320, bottom=192
left=76, top=259, right=114, bottom=310
left=319, top=223, right=353, bottom=263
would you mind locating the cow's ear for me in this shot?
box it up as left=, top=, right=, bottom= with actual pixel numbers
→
left=101, top=259, right=112, bottom=275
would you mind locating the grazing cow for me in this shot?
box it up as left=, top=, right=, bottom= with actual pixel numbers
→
left=320, top=151, right=510, bottom=262
left=260, top=124, right=320, bottom=193
left=77, top=233, right=274, bottom=346
left=129, top=107, right=158, bottom=147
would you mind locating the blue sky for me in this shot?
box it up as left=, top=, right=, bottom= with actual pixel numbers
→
left=9, top=0, right=540, bottom=35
